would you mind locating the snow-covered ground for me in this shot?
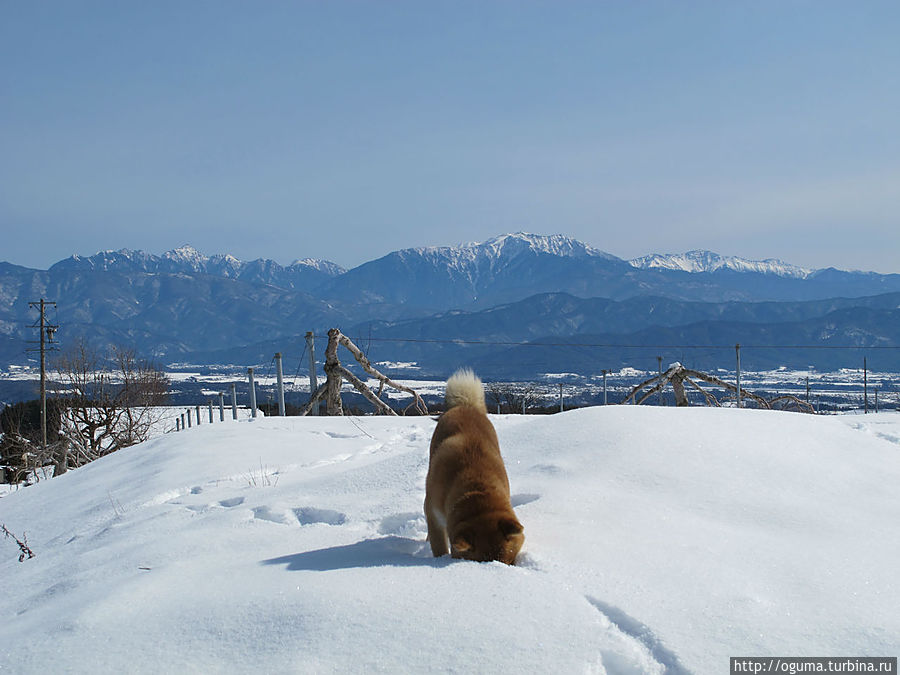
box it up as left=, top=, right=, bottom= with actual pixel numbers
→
left=1, top=408, right=899, bottom=673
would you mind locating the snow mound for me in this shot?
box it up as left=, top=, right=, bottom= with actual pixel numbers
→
left=2, top=408, right=899, bottom=673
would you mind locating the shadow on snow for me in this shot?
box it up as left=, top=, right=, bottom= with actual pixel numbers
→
left=262, top=536, right=456, bottom=572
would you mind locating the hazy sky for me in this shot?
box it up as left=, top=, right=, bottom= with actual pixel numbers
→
left=2, top=1, right=899, bottom=273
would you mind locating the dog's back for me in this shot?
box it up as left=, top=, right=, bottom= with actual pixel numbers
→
left=425, top=370, right=524, bottom=564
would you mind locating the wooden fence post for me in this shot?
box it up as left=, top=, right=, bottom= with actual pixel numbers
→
left=324, top=328, right=344, bottom=416
left=248, top=368, right=257, bottom=418
left=306, top=331, right=318, bottom=416
left=864, top=357, right=868, bottom=414
left=275, top=352, right=286, bottom=417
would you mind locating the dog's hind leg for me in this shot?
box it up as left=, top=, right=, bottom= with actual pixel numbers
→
left=425, top=505, right=449, bottom=557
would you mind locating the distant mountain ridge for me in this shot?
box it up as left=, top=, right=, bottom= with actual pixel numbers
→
left=2, top=233, right=900, bottom=376
left=320, top=233, right=900, bottom=308
left=412, top=232, right=619, bottom=263
left=50, top=246, right=346, bottom=289
left=629, top=250, right=814, bottom=279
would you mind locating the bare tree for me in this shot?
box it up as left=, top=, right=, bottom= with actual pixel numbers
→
left=54, top=341, right=170, bottom=469
left=1, top=399, right=62, bottom=485
left=113, top=347, right=169, bottom=446
left=485, top=382, right=540, bottom=414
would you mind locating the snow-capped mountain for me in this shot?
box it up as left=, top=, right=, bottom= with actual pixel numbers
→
left=290, top=258, right=346, bottom=276
left=321, top=233, right=635, bottom=311
left=388, top=233, right=619, bottom=284
left=323, top=232, right=893, bottom=311
left=50, top=246, right=346, bottom=289
left=630, top=250, right=814, bottom=279
left=411, top=232, right=618, bottom=266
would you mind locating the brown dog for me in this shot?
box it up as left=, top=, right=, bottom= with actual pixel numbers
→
left=424, top=369, right=524, bottom=564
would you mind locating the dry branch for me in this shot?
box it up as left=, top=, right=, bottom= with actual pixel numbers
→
left=297, top=382, right=328, bottom=417
left=336, top=333, right=428, bottom=415
left=622, top=362, right=811, bottom=412
left=681, top=368, right=771, bottom=409
left=316, top=329, right=429, bottom=416
left=768, top=395, right=816, bottom=414
left=2, top=524, right=35, bottom=562
left=337, top=366, right=397, bottom=416
left=634, top=380, right=666, bottom=406
left=684, top=376, right=720, bottom=407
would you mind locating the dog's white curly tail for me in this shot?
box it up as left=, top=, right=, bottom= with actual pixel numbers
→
left=444, top=369, right=487, bottom=413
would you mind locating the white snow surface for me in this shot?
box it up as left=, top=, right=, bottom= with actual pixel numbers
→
left=2, top=408, right=899, bottom=673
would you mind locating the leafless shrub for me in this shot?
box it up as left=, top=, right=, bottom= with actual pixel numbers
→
left=2, top=524, right=35, bottom=562
left=1, top=400, right=62, bottom=485
left=244, top=460, right=280, bottom=487
left=54, top=341, right=170, bottom=471
left=485, top=382, right=540, bottom=414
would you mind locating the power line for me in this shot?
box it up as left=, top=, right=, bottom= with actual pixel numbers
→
left=311, top=335, right=900, bottom=351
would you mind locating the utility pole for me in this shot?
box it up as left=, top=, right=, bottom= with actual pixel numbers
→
left=231, top=383, right=238, bottom=420
left=864, top=357, right=868, bottom=414
left=602, top=369, right=608, bottom=405
left=274, top=352, right=286, bottom=417
left=27, top=299, right=59, bottom=455
left=735, top=344, right=742, bottom=409
left=306, top=332, right=318, bottom=416
left=218, top=392, right=225, bottom=421
left=248, top=367, right=257, bottom=418
left=559, top=383, right=563, bottom=413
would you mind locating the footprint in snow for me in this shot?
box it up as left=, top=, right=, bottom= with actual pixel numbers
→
left=585, top=597, right=691, bottom=675
left=510, top=493, right=540, bottom=508
left=219, top=497, right=245, bottom=508
left=530, top=463, right=563, bottom=475
left=252, top=506, right=294, bottom=525
left=321, top=431, right=362, bottom=439
left=293, top=507, right=348, bottom=526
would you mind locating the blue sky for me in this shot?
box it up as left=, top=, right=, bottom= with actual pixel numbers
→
left=2, top=1, right=898, bottom=272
